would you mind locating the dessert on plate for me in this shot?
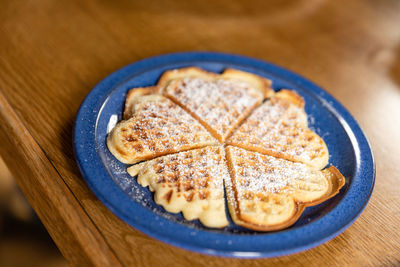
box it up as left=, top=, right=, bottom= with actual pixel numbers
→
left=107, top=67, right=345, bottom=231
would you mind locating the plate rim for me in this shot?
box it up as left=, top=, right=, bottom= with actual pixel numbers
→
left=73, top=51, right=375, bottom=258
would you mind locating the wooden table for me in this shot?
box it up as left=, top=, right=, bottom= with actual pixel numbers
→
left=1, top=0, right=400, bottom=265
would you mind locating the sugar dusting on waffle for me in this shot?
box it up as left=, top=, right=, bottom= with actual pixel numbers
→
left=128, top=146, right=230, bottom=228
left=150, top=146, right=227, bottom=193
left=165, top=78, right=263, bottom=139
left=227, top=146, right=327, bottom=196
left=122, top=98, right=209, bottom=148
left=108, top=95, right=218, bottom=164
left=228, top=96, right=326, bottom=165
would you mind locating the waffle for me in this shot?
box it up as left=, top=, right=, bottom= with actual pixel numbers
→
left=127, top=146, right=229, bottom=228
left=158, top=67, right=273, bottom=142
left=225, top=146, right=345, bottom=231
left=227, top=90, right=329, bottom=170
left=106, top=67, right=346, bottom=231
left=107, top=87, right=218, bottom=164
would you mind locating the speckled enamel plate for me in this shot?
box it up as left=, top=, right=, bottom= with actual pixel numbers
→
left=73, top=52, right=375, bottom=258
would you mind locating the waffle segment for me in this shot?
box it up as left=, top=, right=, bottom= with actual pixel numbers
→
left=159, top=67, right=272, bottom=142
left=225, top=146, right=345, bottom=231
left=107, top=89, right=218, bottom=164
left=127, top=146, right=229, bottom=228
left=227, top=90, right=329, bottom=170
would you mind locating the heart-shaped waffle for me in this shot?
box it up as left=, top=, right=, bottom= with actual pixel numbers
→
left=227, top=89, right=329, bottom=169
left=160, top=67, right=273, bottom=142
left=107, top=87, right=217, bottom=164
left=107, top=67, right=345, bottom=231
left=225, top=146, right=344, bottom=231
left=127, top=146, right=229, bottom=228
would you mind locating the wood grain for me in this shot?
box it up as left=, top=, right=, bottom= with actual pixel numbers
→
left=1, top=0, right=400, bottom=266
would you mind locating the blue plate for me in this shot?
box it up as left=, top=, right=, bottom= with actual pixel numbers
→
left=74, top=52, right=375, bottom=258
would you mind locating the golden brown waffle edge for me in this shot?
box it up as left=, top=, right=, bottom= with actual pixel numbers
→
left=224, top=146, right=345, bottom=231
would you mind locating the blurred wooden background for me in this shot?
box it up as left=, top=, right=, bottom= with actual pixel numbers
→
left=1, top=0, right=400, bottom=266
left=0, top=157, right=67, bottom=267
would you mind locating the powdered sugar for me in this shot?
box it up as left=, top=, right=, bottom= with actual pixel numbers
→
left=141, top=146, right=228, bottom=196
left=228, top=96, right=325, bottom=163
left=227, top=146, right=325, bottom=197
left=165, top=78, right=262, bottom=140
left=110, top=96, right=217, bottom=163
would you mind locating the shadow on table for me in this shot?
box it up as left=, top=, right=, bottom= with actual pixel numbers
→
left=0, top=214, right=67, bottom=267
left=0, top=157, right=67, bottom=267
